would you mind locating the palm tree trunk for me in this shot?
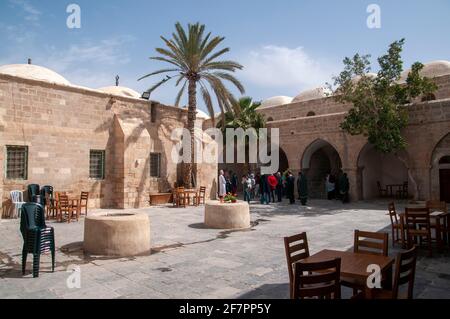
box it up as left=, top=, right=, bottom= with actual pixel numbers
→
left=183, top=79, right=197, bottom=188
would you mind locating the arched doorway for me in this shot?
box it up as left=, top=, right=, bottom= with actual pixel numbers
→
left=301, top=139, right=342, bottom=198
left=357, top=144, right=409, bottom=200
left=430, top=133, right=450, bottom=202
left=279, top=147, right=289, bottom=173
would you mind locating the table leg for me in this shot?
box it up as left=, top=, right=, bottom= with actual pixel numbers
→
left=400, top=215, right=406, bottom=249
left=436, top=217, right=443, bottom=253
left=382, top=265, right=393, bottom=290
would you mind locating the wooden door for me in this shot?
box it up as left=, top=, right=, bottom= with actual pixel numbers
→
left=439, top=169, right=450, bottom=203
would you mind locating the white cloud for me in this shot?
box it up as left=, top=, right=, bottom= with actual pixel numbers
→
left=9, top=0, right=41, bottom=23
left=240, top=45, right=339, bottom=96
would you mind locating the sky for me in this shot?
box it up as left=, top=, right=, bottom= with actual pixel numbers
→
left=0, top=0, right=449, bottom=113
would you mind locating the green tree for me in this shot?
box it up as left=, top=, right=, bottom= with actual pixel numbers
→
left=139, top=22, right=245, bottom=187
left=330, top=39, right=437, bottom=199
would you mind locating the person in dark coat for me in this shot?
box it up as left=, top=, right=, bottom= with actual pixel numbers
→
left=231, top=172, right=238, bottom=195
left=339, top=173, right=350, bottom=203
left=286, top=171, right=295, bottom=204
left=297, top=171, right=308, bottom=205
left=259, top=174, right=269, bottom=204
left=275, top=172, right=283, bottom=202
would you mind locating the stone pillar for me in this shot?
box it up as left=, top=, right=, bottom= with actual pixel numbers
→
left=344, top=168, right=358, bottom=202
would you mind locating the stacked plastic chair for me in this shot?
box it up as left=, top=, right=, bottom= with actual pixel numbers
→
left=20, top=203, right=55, bottom=278
left=27, top=184, right=40, bottom=203
left=40, top=185, right=54, bottom=207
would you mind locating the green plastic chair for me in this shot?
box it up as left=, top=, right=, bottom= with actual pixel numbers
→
left=20, top=203, right=55, bottom=278
left=27, top=184, right=40, bottom=202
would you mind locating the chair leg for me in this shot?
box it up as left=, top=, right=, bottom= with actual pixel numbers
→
left=22, top=249, right=27, bottom=275
left=51, top=244, right=55, bottom=272
left=32, top=254, right=40, bottom=278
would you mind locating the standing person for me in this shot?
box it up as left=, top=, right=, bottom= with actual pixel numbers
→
left=250, top=173, right=256, bottom=200
left=259, top=174, right=268, bottom=204
left=254, top=173, right=260, bottom=199
left=326, top=173, right=336, bottom=200
left=276, top=172, right=283, bottom=202
left=242, top=175, right=251, bottom=203
left=297, top=171, right=308, bottom=206
left=286, top=171, right=295, bottom=204
left=281, top=172, right=287, bottom=198
left=231, top=172, right=238, bottom=195
left=267, top=173, right=278, bottom=203
left=335, top=169, right=342, bottom=200
left=226, top=171, right=232, bottom=194
left=218, top=170, right=226, bottom=203
left=339, top=173, right=350, bottom=203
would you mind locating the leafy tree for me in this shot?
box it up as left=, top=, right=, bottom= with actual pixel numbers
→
left=330, top=39, right=437, bottom=199
left=139, top=22, right=245, bottom=187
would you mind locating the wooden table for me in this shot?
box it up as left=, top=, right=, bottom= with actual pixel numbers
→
left=386, top=184, right=403, bottom=197
left=398, top=210, right=449, bottom=250
left=183, top=189, right=199, bottom=206
left=300, top=249, right=395, bottom=291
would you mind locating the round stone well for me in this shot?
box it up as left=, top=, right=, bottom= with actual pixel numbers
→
left=204, top=200, right=250, bottom=229
left=84, top=212, right=151, bottom=257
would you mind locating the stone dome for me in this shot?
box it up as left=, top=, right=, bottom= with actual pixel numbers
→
left=260, top=96, right=293, bottom=109
left=292, top=87, right=331, bottom=103
left=350, top=72, right=377, bottom=84
left=0, top=64, right=71, bottom=86
left=97, top=86, right=141, bottom=99
left=181, top=106, right=211, bottom=119
left=399, top=60, right=450, bottom=82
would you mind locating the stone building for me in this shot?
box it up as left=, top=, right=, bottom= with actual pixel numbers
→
left=0, top=63, right=217, bottom=216
left=256, top=60, right=450, bottom=202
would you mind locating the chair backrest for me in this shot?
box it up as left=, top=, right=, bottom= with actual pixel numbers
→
left=27, top=184, right=40, bottom=200
left=80, top=191, right=89, bottom=203
left=199, top=186, right=206, bottom=195
left=388, top=202, right=399, bottom=225
left=293, top=258, right=341, bottom=299
left=20, top=203, right=46, bottom=234
left=284, top=232, right=310, bottom=287
left=405, top=207, right=430, bottom=230
left=426, top=200, right=447, bottom=213
left=354, top=230, right=388, bottom=256
left=377, top=181, right=383, bottom=190
left=59, top=194, right=69, bottom=208
left=392, top=246, right=418, bottom=299
left=10, top=190, right=24, bottom=203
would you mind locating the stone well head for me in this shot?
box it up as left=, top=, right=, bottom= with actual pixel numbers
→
left=83, top=212, right=151, bottom=257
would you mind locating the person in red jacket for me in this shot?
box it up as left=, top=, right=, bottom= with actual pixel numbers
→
left=267, top=173, right=278, bottom=203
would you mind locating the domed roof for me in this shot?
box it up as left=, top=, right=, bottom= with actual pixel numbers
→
left=0, top=64, right=71, bottom=86
left=399, top=60, right=450, bottom=82
left=196, top=109, right=210, bottom=119
left=97, top=86, right=141, bottom=98
left=350, top=72, right=377, bottom=84
left=292, top=87, right=331, bottom=103
left=260, top=96, right=293, bottom=109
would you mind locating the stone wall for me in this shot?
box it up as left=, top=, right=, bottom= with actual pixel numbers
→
left=0, top=73, right=218, bottom=213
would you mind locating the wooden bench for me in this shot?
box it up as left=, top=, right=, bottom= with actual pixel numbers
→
left=149, top=193, right=173, bottom=205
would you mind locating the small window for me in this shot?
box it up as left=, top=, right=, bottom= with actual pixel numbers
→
left=89, top=150, right=105, bottom=179
left=421, top=93, right=436, bottom=102
left=6, top=145, right=28, bottom=179
left=306, top=111, right=316, bottom=117
left=150, top=153, right=161, bottom=177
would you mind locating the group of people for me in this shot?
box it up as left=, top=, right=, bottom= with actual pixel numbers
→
left=218, top=169, right=350, bottom=205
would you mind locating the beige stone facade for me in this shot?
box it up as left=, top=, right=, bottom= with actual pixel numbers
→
left=0, top=66, right=217, bottom=216
left=257, top=65, right=450, bottom=202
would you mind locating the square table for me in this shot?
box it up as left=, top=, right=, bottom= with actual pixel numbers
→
left=299, top=249, right=395, bottom=292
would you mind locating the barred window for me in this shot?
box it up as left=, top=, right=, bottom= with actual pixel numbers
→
left=89, top=150, right=105, bottom=179
left=150, top=153, right=161, bottom=178
left=6, top=145, right=28, bottom=180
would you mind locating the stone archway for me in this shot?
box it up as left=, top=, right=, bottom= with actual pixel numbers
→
left=357, top=144, right=409, bottom=200
left=279, top=147, right=289, bottom=173
left=301, top=139, right=342, bottom=199
left=430, top=133, right=450, bottom=202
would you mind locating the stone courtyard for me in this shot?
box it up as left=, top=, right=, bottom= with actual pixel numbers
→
left=0, top=200, right=449, bottom=299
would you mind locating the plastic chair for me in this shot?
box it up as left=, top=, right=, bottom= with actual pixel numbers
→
left=27, top=184, right=40, bottom=202
left=20, top=203, right=55, bottom=278
left=10, top=190, right=26, bottom=218
left=40, top=185, right=54, bottom=207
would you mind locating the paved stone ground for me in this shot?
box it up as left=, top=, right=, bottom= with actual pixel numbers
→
left=0, top=199, right=449, bottom=299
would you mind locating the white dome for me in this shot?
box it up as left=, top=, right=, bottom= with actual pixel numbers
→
left=399, top=60, right=450, bottom=82
left=97, top=86, right=141, bottom=98
left=351, top=72, right=377, bottom=84
left=292, top=87, right=331, bottom=103
left=181, top=106, right=211, bottom=119
left=260, top=96, right=293, bottom=109
left=0, top=64, right=70, bottom=86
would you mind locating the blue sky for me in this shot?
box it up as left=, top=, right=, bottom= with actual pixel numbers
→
left=1, top=0, right=449, bottom=112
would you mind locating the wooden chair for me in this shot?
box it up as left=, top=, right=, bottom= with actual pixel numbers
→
left=58, top=194, right=78, bottom=223
left=405, top=207, right=432, bottom=257
left=283, top=232, right=310, bottom=298
left=45, top=193, right=57, bottom=219
left=388, top=202, right=402, bottom=247
left=79, top=192, right=89, bottom=216
left=363, top=246, right=418, bottom=299
left=377, top=181, right=387, bottom=198
left=292, top=258, right=341, bottom=299
left=176, top=187, right=187, bottom=208
left=195, top=186, right=206, bottom=206
left=341, top=230, right=388, bottom=295
left=396, top=182, right=408, bottom=199
left=426, top=200, right=448, bottom=244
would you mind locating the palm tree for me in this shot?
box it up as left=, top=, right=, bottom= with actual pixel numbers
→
left=217, top=97, right=266, bottom=173
left=139, top=22, right=245, bottom=188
